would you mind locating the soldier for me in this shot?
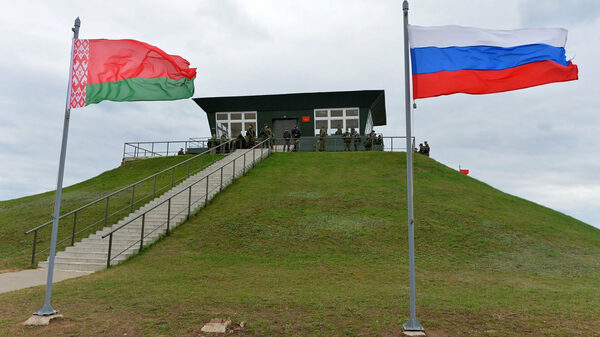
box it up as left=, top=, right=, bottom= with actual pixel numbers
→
left=352, top=129, right=361, bottom=151
left=220, top=133, right=228, bottom=153
left=291, top=125, right=301, bottom=152
left=283, top=128, right=291, bottom=152
left=342, top=128, right=351, bottom=151
left=418, top=143, right=424, bottom=154
left=246, top=124, right=256, bottom=146
left=334, top=126, right=342, bottom=135
left=237, top=132, right=246, bottom=150
left=424, top=141, right=430, bottom=156
left=267, top=126, right=274, bottom=149
left=260, top=124, right=269, bottom=148
left=208, top=133, right=218, bottom=154
left=319, top=126, right=327, bottom=151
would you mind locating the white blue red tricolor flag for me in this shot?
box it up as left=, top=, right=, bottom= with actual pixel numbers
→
left=408, top=25, right=579, bottom=99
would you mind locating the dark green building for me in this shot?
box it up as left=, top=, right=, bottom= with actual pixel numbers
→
left=193, top=90, right=386, bottom=139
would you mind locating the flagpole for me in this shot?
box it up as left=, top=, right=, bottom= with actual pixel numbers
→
left=402, top=0, right=424, bottom=332
left=34, top=17, right=80, bottom=316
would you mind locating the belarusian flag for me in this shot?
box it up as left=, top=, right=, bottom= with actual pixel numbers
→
left=69, top=39, right=196, bottom=108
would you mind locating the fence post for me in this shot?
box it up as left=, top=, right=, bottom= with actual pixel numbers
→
left=253, top=147, right=256, bottom=168
left=205, top=177, right=209, bottom=207
left=71, top=212, right=77, bottom=246
left=171, top=168, right=175, bottom=188
left=167, top=198, right=171, bottom=234
left=166, top=142, right=169, bottom=156
left=140, top=214, right=145, bottom=252
left=31, top=230, right=38, bottom=266
left=233, top=158, right=236, bottom=182
left=201, top=153, right=203, bottom=170
left=188, top=186, right=192, bottom=218
left=220, top=166, right=223, bottom=192
left=153, top=175, right=157, bottom=198
left=107, top=233, right=113, bottom=268
left=243, top=153, right=246, bottom=175
left=151, top=142, right=155, bottom=157
left=130, top=185, right=135, bottom=212
left=391, top=137, right=394, bottom=152
left=187, top=161, right=190, bottom=178
left=104, top=196, right=110, bottom=226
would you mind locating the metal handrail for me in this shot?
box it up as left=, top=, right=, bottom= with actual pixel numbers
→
left=24, top=139, right=237, bottom=265
left=25, top=140, right=235, bottom=235
left=123, top=138, right=211, bottom=160
left=266, top=135, right=414, bottom=152
left=101, top=139, right=271, bottom=267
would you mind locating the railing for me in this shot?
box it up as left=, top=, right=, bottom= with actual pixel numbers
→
left=25, top=140, right=236, bottom=266
left=267, top=136, right=415, bottom=152
left=102, top=139, right=272, bottom=268
left=122, top=137, right=212, bottom=161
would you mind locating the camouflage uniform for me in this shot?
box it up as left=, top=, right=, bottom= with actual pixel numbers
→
left=353, top=131, right=361, bottom=151
left=319, top=127, right=327, bottom=151
left=342, top=130, right=351, bottom=151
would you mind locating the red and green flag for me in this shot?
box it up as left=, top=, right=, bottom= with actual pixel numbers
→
left=69, top=39, right=196, bottom=108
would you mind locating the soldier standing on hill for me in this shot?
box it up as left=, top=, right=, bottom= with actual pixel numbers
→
left=424, top=141, right=430, bottom=156
left=220, top=133, right=228, bottom=153
left=319, top=126, right=327, bottom=151
left=209, top=133, right=218, bottom=154
left=267, top=126, right=274, bottom=149
left=292, top=125, right=301, bottom=152
left=283, top=128, right=291, bottom=152
left=342, top=128, right=351, bottom=151
left=352, top=129, right=360, bottom=151
left=246, top=125, right=256, bottom=146
left=260, top=124, right=269, bottom=148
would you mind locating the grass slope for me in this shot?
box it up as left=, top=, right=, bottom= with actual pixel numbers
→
left=0, top=154, right=221, bottom=271
left=1, top=152, right=599, bottom=336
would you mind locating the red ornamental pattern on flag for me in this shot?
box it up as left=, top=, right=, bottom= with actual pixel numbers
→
left=70, top=39, right=89, bottom=108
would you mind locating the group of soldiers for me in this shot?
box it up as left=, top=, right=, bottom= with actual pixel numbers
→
left=417, top=141, right=430, bottom=156
left=206, top=124, right=385, bottom=153
left=317, top=127, right=383, bottom=151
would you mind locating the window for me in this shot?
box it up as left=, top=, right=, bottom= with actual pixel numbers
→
left=215, top=111, right=257, bottom=138
left=314, top=107, right=360, bottom=135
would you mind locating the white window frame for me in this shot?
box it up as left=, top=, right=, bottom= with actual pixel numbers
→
left=313, top=107, right=360, bottom=135
left=215, top=111, right=257, bottom=138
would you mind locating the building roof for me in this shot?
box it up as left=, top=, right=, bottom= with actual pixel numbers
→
left=193, top=90, right=386, bottom=126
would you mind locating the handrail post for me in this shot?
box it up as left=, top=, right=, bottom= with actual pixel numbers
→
left=151, top=142, right=155, bottom=157
left=166, top=142, right=169, bottom=156
left=200, top=153, right=203, bottom=170
left=31, top=230, right=38, bottom=266
left=140, top=214, right=145, bottom=252
left=167, top=198, right=171, bottom=234
left=253, top=147, right=256, bottom=168
left=188, top=186, right=192, bottom=218
left=153, top=175, right=157, bottom=198
left=107, top=233, right=113, bottom=268
left=212, top=148, right=215, bottom=164
left=205, top=177, right=209, bottom=207
left=187, top=161, right=190, bottom=178
left=220, top=166, right=223, bottom=192
left=71, top=212, right=77, bottom=246
left=171, top=168, right=175, bottom=188
left=232, top=158, right=236, bottom=182
left=392, top=137, right=394, bottom=152
left=104, top=196, right=110, bottom=226
left=130, top=185, right=135, bottom=212
left=243, top=153, right=246, bottom=175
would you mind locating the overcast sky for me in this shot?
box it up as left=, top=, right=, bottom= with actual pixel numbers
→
left=0, top=0, right=598, bottom=229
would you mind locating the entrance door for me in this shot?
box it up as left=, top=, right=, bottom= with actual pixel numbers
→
left=272, top=118, right=298, bottom=145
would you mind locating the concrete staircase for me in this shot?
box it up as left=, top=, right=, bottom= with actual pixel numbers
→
left=39, top=147, right=269, bottom=272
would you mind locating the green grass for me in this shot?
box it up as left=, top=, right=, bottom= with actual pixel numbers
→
left=1, top=152, right=599, bottom=336
left=0, top=153, right=222, bottom=271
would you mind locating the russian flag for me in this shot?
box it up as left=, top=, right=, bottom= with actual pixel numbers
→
left=408, top=25, right=579, bottom=99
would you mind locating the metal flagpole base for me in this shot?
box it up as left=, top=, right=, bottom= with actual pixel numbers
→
left=403, top=318, right=424, bottom=331
left=34, top=303, right=59, bottom=316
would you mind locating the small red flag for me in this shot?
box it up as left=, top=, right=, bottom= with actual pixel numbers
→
left=460, top=169, right=469, bottom=175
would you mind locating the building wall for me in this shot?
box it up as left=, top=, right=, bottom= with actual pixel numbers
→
left=207, top=106, right=373, bottom=137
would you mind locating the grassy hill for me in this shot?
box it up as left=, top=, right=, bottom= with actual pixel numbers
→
left=1, top=152, right=599, bottom=336
left=0, top=154, right=221, bottom=272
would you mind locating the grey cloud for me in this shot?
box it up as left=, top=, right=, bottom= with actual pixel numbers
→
left=519, top=0, right=600, bottom=27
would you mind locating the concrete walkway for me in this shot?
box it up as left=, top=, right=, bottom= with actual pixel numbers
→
left=0, top=269, right=91, bottom=294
